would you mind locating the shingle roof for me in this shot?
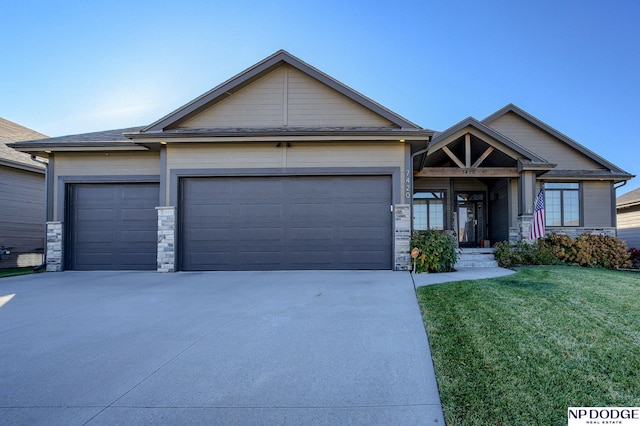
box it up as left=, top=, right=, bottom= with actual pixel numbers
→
left=617, top=187, right=640, bottom=208
left=0, top=117, right=48, bottom=170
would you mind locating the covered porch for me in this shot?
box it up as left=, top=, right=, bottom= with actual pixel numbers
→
left=411, top=118, right=554, bottom=247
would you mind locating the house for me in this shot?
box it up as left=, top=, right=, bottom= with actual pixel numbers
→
left=9, top=50, right=634, bottom=272
left=617, top=188, right=640, bottom=249
left=0, top=118, right=47, bottom=269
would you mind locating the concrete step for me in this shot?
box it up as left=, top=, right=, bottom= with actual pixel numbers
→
left=455, top=248, right=499, bottom=268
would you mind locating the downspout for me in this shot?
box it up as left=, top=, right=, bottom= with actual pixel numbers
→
left=30, top=155, right=49, bottom=272
left=614, top=180, right=627, bottom=191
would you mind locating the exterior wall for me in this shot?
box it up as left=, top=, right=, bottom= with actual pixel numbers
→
left=617, top=205, right=640, bottom=248
left=0, top=166, right=45, bottom=268
left=52, top=152, right=160, bottom=220
left=487, top=112, right=602, bottom=170
left=177, top=65, right=394, bottom=129
left=488, top=179, right=509, bottom=243
left=286, top=67, right=393, bottom=127
left=582, top=181, right=613, bottom=227
left=166, top=142, right=406, bottom=202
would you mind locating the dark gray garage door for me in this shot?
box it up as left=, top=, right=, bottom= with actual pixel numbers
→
left=67, top=183, right=159, bottom=270
left=180, top=176, right=392, bottom=271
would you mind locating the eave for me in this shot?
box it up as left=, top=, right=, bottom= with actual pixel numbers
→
left=0, top=157, right=45, bottom=174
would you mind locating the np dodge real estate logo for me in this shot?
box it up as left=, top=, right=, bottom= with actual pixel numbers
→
left=568, top=408, right=640, bottom=425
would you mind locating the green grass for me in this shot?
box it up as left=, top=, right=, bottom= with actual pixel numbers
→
left=0, top=267, right=34, bottom=278
left=417, top=266, right=640, bottom=426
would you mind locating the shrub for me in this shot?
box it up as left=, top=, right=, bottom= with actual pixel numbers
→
left=494, top=240, right=555, bottom=267
left=545, top=232, right=632, bottom=269
left=496, top=233, right=632, bottom=269
left=411, top=230, right=457, bottom=273
left=628, top=247, right=640, bottom=269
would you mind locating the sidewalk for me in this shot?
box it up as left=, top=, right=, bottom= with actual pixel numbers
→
left=411, top=267, right=516, bottom=287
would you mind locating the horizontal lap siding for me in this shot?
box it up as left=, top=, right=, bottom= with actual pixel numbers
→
left=583, top=181, right=612, bottom=227
left=286, top=67, right=394, bottom=127
left=487, top=112, right=602, bottom=170
left=175, top=65, right=395, bottom=130
left=617, top=206, right=640, bottom=248
left=167, top=142, right=404, bottom=203
left=0, top=167, right=44, bottom=268
left=53, top=152, right=160, bottom=220
left=178, top=68, right=285, bottom=128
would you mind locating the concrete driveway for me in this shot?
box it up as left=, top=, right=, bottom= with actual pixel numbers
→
left=0, top=271, right=444, bottom=425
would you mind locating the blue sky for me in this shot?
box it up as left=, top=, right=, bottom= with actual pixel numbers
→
left=2, top=0, right=639, bottom=192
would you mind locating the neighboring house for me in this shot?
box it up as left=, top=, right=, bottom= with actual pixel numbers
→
left=0, top=118, right=47, bottom=269
left=617, top=188, right=640, bottom=249
left=10, top=50, right=634, bottom=272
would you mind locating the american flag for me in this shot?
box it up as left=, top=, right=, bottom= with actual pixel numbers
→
left=530, top=188, right=545, bottom=240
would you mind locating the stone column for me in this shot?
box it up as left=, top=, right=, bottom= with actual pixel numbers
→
left=46, top=221, right=63, bottom=272
left=518, top=215, right=533, bottom=242
left=156, top=206, right=176, bottom=272
left=394, top=204, right=411, bottom=271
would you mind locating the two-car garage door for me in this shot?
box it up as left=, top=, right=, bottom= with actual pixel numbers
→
left=67, top=176, right=392, bottom=271
left=180, top=176, right=392, bottom=270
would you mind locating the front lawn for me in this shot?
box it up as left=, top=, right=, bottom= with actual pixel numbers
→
left=417, top=266, right=640, bottom=425
left=0, top=267, right=33, bottom=278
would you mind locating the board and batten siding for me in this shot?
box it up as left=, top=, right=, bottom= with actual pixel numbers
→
left=582, top=181, right=613, bottom=227
left=177, top=65, right=395, bottom=129
left=52, top=152, right=160, bottom=220
left=487, top=112, right=602, bottom=170
left=0, top=166, right=45, bottom=268
left=617, top=205, right=640, bottom=249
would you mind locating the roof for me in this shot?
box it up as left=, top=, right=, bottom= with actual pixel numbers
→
left=0, top=117, right=48, bottom=172
left=617, top=187, right=640, bottom=208
left=482, top=104, right=632, bottom=176
left=8, top=127, right=147, bottom=155
left=139, top=49, right=428, bottom=134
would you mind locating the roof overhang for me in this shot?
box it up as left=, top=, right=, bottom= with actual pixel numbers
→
left=0, top=157, right=45, bottom=173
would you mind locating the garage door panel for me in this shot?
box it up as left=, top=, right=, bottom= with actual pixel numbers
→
left=120, top=230, right=156, bottom=243
left=180, top=176, right=391, bottom=270
left=69, top=183, right=158, bottom=270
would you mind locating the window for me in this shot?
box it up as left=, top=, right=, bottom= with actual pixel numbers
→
left=413, top=192, right=445, bottom=230
left=544, top=183, right=580, bottom=227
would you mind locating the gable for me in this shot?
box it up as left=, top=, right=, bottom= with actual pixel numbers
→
left=176, top=64, right=396, bottom=130
left=486, top=112, right=603, bottom=170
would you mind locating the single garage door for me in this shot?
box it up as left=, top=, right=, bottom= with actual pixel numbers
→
left=181, top=176, right=392, bottom=270
left=67, top=183, right=159, bottom=270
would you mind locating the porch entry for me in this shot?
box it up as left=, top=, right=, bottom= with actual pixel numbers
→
left=456, top=192, right=486, bottom=247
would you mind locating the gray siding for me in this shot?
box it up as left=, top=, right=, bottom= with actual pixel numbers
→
left=617, top=205, right=640, bottom=248
left=583, top=181, right=612, bottom=227
left=487, top=112, right=602, bottom=169
left=52, top=152, right=160, bottom=220
left=489, top=179, right=510, bottom=243
left=167, top=143, right=405, bottom=202
left=0, top=166, right=45, bottom=268
left=177, top=65, right=395, bottom=129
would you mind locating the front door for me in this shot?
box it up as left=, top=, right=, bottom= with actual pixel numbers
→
left=457, top=193, right=485, bottom=247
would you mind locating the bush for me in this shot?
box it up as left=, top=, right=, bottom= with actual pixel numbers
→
left=544, top=233, right=632, bottom=269
left=494, top=240, right=555, bottom=267
left=627, top=247, right=640, bottom=269
left=495, top=233, right=632, bottom=269
left=411, top=230, right=457, bottom=273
